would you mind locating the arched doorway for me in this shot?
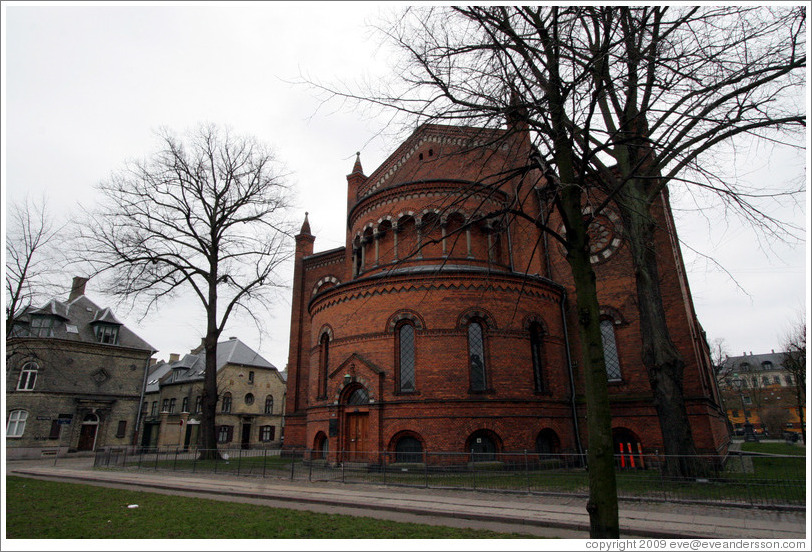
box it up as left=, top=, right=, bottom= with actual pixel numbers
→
left=466, top=429, right=500, bottom=462
left=342, top=385, right=370, bottom=462
left=313, top=432, right=329, bottom=460
left=392, top=433, right=424, bottom=463
left=612, top=427, right=644, bottom=469
left=535, top=428, right=561, bottom=455
left=78, top=413, right=99, bottom=451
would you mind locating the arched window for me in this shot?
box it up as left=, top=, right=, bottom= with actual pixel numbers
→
left=264, top=395, right=274, bottom=414
left=394, top=435, right=423, bottom=463
left=7, top=410, right=28, bottom=437
left=397, top=322, right=416, bottom=393
left=599, top=319, right=622, bottom=381
left=346, top=386, right=369, bottom=405
left=17, top=362, right=38, bottom=391
left=468, top=321, right=487, bottom=392
left=318, top=332, right=330, bottom=398
left=244, top=393, right=254, bottom=406
left=529, top=322, right=545, bottom=392
left=221, top=392, right=232, bottom=413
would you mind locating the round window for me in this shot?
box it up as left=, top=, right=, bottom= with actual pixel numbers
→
left=244, top=393, right=254, bottom=405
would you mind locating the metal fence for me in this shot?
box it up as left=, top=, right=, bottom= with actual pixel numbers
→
left=93, top=447, right=805, bottom=510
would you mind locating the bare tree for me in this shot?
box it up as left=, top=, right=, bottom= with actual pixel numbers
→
left=761, top=407, right=790, bottom=438
left=311, top=5, right=804, bottom=536
left=783, top=319, right=806, bottom=443
left=78, top=124, right=293, bottom=459
left=5, top=197, right=63, bottom=338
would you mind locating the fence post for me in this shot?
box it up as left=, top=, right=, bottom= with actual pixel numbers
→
left=214, top=450, right=218, bottom=474
left=154, top=448, right=159, bottom=471
left=657, top=449, right=666, bottom=500
left=342, top=454, right=346, bottom=483
left=192, top=451, right=197, bottom=474
left=471, top=449, right=476, bottom=491
left=309, top=458, right=313, bottom=482
left=382, top=451, right=387, bottom=487
left=237, top=447, right=242, bottom=476
left=262, top=448, right=267, bottom=479
left=122, top=447, right=128, bottom=470
left=524, top=450, right=530, bottom=493
left=173, top=448, right=178, bottom=472
left=425, top=449, right=429, bottom=489
left=290, top=456, right=296, bottom=480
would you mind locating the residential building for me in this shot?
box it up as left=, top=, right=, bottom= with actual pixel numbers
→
left=6, top=277, right=154, bottom=459
left=717, top=351, right=806, bottom=437
left=283, top=122, right=729, bottom=462
left=139, top=337, right=286, bottom=450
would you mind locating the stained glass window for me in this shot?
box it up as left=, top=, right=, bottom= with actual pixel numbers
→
left=600, top=319, right=622, bottom=381
left=530, top=323, right=545, bottom=392
left=468, top=322, right=486, bottom=391
left=399, top=323, right=416, bottom=392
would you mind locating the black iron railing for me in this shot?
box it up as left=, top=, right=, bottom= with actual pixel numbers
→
left=93, top=447, right=805, bottom=509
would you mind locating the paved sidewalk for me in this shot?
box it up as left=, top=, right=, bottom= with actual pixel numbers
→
left=6, top=458, right=807, bottom=540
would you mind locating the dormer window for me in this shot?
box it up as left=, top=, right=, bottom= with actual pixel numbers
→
left=30, top=315, right=57, bottom=337
left=95, top=324, right=119, bottom=344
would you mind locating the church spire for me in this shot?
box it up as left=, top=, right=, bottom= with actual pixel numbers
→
left=351, top=152, right=364, bottom=176
left=299, top=212, right=312, bottom=236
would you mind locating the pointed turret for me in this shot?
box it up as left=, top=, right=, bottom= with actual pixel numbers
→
left=351, top=151, right=364, bottom=176
left=299, top=211, right=312, bottom=236
left=295, top=211, right=315, bottom=256
left=347, top=151, right=368, bottom=213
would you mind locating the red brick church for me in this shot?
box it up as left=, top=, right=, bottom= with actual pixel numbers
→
left=283, top=123, right=729, bottom=462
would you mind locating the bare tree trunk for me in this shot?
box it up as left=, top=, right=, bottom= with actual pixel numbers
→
left=200, top=334, right=220, bottom=460
left=200, top=268, right=221, bottom=460
left=621, top=183, right=700, bottom=476
left=562, top=191, right=619, bottom=538
left=796, top=386, right=806, bottom=444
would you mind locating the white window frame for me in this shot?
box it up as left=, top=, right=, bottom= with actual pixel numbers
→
left=17, top=362, right=38, bottom=391
left=7, top=410, right=28, bottom=437
left=30, top=316, right=55, bottom=337
left=260, top=425, right=275, bottom=442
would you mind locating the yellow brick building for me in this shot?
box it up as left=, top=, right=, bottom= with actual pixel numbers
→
left=140, top=337, right=286, bottom=451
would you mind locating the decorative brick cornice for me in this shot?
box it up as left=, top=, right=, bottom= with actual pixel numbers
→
left=309, top=271, right=563, bottom=316
left=359, top=126, right=510, bottom=199
left=350, top=181, right=508, bottom=230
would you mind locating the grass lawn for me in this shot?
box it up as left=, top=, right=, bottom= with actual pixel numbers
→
left=740, top=442, right=806, bottom=456
left=5, top=476, right=535, bottom=539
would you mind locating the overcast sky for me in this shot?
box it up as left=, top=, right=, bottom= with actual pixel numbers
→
left=3, top=2, right=809, bottom=371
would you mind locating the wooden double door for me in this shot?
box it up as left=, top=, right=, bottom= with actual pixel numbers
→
left=344, top=413, right=369, bottom=461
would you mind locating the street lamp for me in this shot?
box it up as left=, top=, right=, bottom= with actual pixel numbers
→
left=732, top=374, right=758, bottom=442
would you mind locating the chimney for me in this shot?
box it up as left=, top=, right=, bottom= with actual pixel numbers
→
left=169, top=353, right=180, bottom=363
left=149, top=358, right=158, bottom=366
left=191, top=338, right=206, bottom=354
left=771, top=349, right=775, bottom=354
left=69, top=276, right=89, bottom=301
